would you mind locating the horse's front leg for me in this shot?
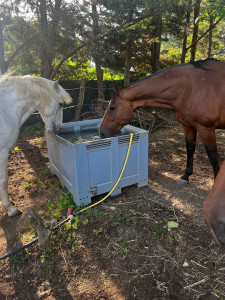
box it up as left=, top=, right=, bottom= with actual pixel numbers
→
left=177, top=125, right=197, bottom=185
left=0, top=149, right=21, bottom=216
left=197, top=127, right=219, bottom=179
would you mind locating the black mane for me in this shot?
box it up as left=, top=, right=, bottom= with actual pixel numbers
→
left=189, top=58, right=220, bottom=70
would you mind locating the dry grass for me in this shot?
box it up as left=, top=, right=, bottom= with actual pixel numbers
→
left=1, top=113, right=225, bottom=299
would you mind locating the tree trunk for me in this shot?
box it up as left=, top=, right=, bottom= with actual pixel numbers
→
left=39, top=0, right=61, bottom=78
left=207, top=14, right=213, bottom=58
left=0, top=21, right=7, bottom=74
left=91, top=1, right=104, bottom=114
left=123, top=9, right=133, bottom=86
left=150, top=17, right=162, bottom=73
left=39, top=0, right=51, bottom=78
left=124, top=39, right=132, bottom=86
left=74, top=78, right=86, bottom=121
left=150, top=41, right=160, bottom=73
left=181, top=0, right=192, bottom=64
left=94, top=55, right=104, bottom=114
left=190, top=0, right=201, bottom=62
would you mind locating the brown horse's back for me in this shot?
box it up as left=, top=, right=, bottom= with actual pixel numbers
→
left=204, top=160, right=225, bottom=244
left=170, top=60, right=225, bottom=129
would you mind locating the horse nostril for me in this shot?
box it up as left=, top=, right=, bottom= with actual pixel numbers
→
left=100, top=132, right=105, bottom=138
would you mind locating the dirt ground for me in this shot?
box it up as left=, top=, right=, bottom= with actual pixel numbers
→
left=1, top=116, right=225, bottom=300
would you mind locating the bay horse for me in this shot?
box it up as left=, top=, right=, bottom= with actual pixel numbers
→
left=100, top=58, right=225, bottom=184
left=0, top=75, right=72, bottom=216
left=204, top=161, right=225, bottom=245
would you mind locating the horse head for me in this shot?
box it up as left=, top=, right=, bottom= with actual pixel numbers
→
left=39, top=80, right=71, bottom=134
left=99, top=82, right=134, bottom=138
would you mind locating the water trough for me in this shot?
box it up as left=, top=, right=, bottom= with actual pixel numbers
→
left=46, top=118, right=148, bottom=206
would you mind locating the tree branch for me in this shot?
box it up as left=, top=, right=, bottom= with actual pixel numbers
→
left=185, top=17, right=222, bottom=53
left=7, top=35, right=37, bottom=66
left=50, top=12, right=152, bottom=79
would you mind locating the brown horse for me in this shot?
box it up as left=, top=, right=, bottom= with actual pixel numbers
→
left=100, top=58, right=225, bottom=184
left=204, top=161, right=225, bottom=245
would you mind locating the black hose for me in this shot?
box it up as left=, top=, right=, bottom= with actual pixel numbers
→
left=0, top=238, right=38, bottom=260
left=0, top=212, right=79, bottom=261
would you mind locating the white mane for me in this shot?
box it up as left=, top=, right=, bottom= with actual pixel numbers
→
left=0, top=74, right=72, bottom=105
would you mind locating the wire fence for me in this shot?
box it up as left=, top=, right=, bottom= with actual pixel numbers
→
left=23, top=79, right=177, bottom=130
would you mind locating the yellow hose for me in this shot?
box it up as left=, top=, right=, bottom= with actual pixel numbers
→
left=79, top=133, right=133, bottom=213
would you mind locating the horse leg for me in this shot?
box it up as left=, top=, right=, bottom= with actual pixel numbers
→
left=0, top=149, right=21, bottom=216
left=177, top=125, right=197, bottom=185
left=197, top=127, right=219, bottom=179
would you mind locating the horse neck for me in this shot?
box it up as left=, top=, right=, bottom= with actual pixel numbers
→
left=17, top=95, right=42, bottom=127
left=123, top=70, right=185, bottom=110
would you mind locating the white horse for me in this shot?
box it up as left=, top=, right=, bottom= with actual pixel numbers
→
left=0, top=75, right=72, bottom=216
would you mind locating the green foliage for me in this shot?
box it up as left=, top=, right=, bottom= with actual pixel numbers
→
left=167, top=221, right=179, bottom=228
left=11, top=252, right=26, bottom=272
left=93, top=226, right=103, bottom=235
left=131, top=216, right=137, bottom=228
left=65, top=217, right=79, bottom=231
left=152, top=223, right=165, bottom=239
left=11, top=248, right=31, bottom=273
left=82, top=219, right=89, bottom=226
left=119, top=234, right=130, bottom=255
left=55, top=59, right=123, bottom=81
left=71, top=238, right=85, bottom=252
left=86, top=207, right=92, bottom=217
left=23, top=123, right=45, bottom=137
left=93, top=209, right=103, bottom=217
left=2, top=0, right=225, bottom=81
left=40, top=247, right=54, bottom=263
left=45, top=191, right=76, bottom=218
left=109, top=209, right=123, bottom=227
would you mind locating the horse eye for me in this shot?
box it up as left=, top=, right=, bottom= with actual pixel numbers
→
left=110, top=106, right=116, bottom=112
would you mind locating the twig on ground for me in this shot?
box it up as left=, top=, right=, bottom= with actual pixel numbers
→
left=184, top=278, right=207, bottom=290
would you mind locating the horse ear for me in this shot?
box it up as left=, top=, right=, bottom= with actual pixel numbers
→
left=112, top=81, right=120, bottom=96
left=54, top=80, right=59, bottom=91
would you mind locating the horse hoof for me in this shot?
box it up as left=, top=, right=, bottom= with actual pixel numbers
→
left=8, top=206, right=22, bottom=217
left=177, top=178, right=189, bottom=185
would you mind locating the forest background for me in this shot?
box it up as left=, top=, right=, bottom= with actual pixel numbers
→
left=1, top=0, right=225, bottom=117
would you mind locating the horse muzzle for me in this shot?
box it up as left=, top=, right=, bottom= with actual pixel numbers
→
left=99, top=129, right=114, bottom=138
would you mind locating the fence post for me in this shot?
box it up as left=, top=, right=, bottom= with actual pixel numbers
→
left=74, top=78, right=86, bottom=121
